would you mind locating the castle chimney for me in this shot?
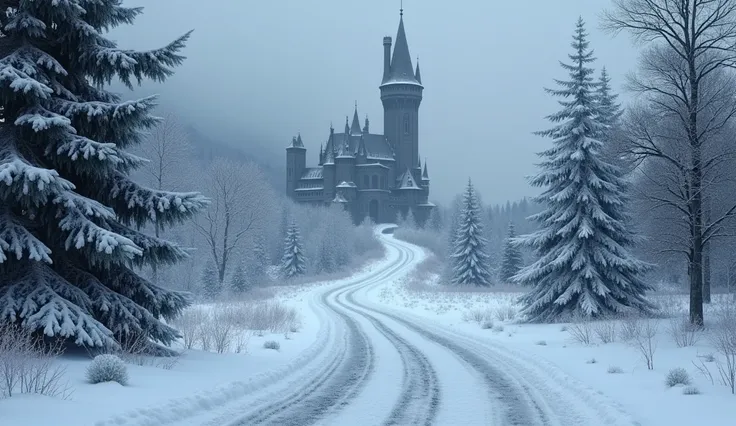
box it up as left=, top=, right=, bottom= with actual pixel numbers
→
left=383, top=36, right=392, bottom=82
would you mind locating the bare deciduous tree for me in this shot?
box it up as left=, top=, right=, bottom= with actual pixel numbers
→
left=136, top=113, right=192, bottom=285
left=604, top=0, right=736, bottom=325
left=193, top=158, right=274, bottom=284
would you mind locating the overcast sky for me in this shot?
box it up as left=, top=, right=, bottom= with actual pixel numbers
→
left=111, top=0, right=640, bottom=205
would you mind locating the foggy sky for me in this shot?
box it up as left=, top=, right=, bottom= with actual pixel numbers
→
left=111, top=0, right=640, bottom=205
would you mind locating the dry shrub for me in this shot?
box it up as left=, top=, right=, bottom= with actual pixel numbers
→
left=0, top=323, right=70, bottom=399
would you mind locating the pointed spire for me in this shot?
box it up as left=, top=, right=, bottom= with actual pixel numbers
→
left=344, top=115, right=350, bottom=135
left=350, top=102, right=362, bottom=135
left=319, top=143, right=324, bottom=165
left=363, top=114, right=370, bottom=133
left=296, top=133, right=303, bottom=147
left=357, top=134, right=367, bottom=157
left=288, top=135, right=304, bottom=149
left=422, top=159, right=429, bottom=180
left=415, top=58, right=422, bottom=84
left=386, top=9, right=419, bottom=85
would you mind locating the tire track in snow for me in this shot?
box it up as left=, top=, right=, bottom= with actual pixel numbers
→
left=362, top=238, right=639, bottom=426
left=335, top=275, right=441, bottom=426
left=358, top=241, right=553, bottom=426
left=227, top=250, right=413, bottom=426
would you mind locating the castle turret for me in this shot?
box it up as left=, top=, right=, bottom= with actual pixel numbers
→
left=323, top=126, right=336, bottom=202
left=380, top=9, right=423, bottom=176
left=286, top=134, right=306, bottom=197
left=382, top=36, right=392, bottom=83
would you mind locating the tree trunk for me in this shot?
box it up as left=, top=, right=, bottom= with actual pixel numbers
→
left=688, top=53, right=704, bottom=326
left=703, top=197, right=711, bottom=304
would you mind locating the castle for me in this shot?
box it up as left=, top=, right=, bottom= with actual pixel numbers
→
left=286, top=9, right=433, bottom=224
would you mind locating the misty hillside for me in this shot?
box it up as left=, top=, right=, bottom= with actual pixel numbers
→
left=184, top=124, right=284, bottom=191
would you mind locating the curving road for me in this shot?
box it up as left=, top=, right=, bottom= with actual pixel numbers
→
left=126, top=227, right=640, bottom=426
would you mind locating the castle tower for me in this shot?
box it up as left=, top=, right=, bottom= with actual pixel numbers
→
left=380, top=8, right=423, bottom=176
left=286, top=134, right=306, bottom=197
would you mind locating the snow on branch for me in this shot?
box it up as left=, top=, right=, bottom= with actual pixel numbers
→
left=103, top=219, right=190, bottom=266
left=62, top=264, right=182, bottom=344
left=0, top=141, right=75, bottom=208
left=107, top=172, right=209, bottom=228
left=104, top=265, right=190, bottom=321
left=82, top=31, right=192, bottom=88
left=0, top=262, right=116, bottom=348
left=45, top=134, right=145, bottom=175
left=15, top=105, right=75, bottom=132
left=0, top=208, right=52, bottom=264
left=51, top=97, right=159, bottom=146
left=52, top=191, right=143, bottom=264
left=0, top=57, right=53, bottom=100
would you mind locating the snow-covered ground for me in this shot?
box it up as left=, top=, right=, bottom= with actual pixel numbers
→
left=2, top=230, right=735, bottom=425
left=374, top=251, right=736, bottom=426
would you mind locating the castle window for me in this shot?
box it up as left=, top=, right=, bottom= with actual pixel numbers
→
left=288, top=168, right=292, bottom=178
left=403, top=113, right=410, bottom=135
left=371, top=175, right=378, bottom=189
left=380, top=175, right=386, bottom=189
left=363, top=175, right=369, bottom=188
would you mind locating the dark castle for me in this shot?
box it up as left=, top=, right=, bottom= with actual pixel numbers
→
left=286, top=10, right=433, bottom=224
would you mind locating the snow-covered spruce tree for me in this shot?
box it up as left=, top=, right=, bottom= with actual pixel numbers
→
left=595, top=67, right=628, bottom=172
left=0, top=3, right=206, bottom=347
left=201, top=261, right=220, bottom=300
left=450, top=180, right=493, bottom=287
left=403, top=208, right=417, bottom=230
left=229, top=262, right=250, bottom=294
left=281, top=221, right=306, bottom=278
left=500, top=222, right=523, bottom=283
left=514, top=18, right=654, bottom=322
left=246, top=235, right=269, bottom=285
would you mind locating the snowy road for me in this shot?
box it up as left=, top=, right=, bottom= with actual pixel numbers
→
left=135, top=230, right=640, bottom=426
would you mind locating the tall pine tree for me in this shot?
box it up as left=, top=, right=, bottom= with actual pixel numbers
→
left=514, top=18, right=654, bottom=322
left=0, top=3, right=206, bottom=347
left=500, top=222, right=523, bottom=283
left=450, top=180, right=493, bottom=287
left=281, top=221, right=306, bottom=278
left=230, top=262, right=250, bottom=294
left=595, top=67, right=628, bottom=171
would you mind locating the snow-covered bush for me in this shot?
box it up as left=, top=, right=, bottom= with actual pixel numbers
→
left=619, top=314, right=644, bottom=342
left=632, top=318, right=659, bottom=370
left=463, top=308, right=494, bottom=326
left=535, top=340, right=547, bottom=346
left=669, top=316, right=701, bottom=348
left=586, top=358, right=597, bottom=364
left=86, top=355, right=128, bottom=386
left=481, top=320, right=494, bottom=330
left=567, top=315, right=594, bottom=345
left=0, top=324, right=69, bottom=398
left=711, top=307, right=736, bottom=394
left=593, top=320, right=617, bottom=344
left=172, top=307, right=208, bottom=350
left=665, top=368, right=691, bottom=387
left=607, top=365, right=624, bottom=374
left=682, top=386, right=700, bottom=395
left=263, top=341, right=280, bottom=350
left=495, top=304, right=517, bottom=322
left=210, top=310, right=236, bottom=354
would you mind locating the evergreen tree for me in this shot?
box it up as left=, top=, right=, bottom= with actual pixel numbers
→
left=595, top=67, right=628, bottom=171
left=201, top=261, right=220, bottom=300
left=230, top=262, right=250, bottom=294
left=404, top=208, right=417, bottom=229
left=500, top=222, right=524, bottom=283
left=247, top=234, right=269, bottom=285
left=450, top=180, right=493, bottom=286
left=281, top=221, right=306, bottom=278
left=0, top=3, right=206, bottom=347
left=514, top=18, right=654, bottom=322
left=427, top=207, right=444, bottom=233
left=595, top=67, right=622, bottom=127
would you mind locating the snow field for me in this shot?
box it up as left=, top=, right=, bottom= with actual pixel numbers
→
left=372, top=258, right=736, bottom=426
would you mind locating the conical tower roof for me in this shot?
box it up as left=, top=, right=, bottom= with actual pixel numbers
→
left=384, top=11, right=421, bottom=85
